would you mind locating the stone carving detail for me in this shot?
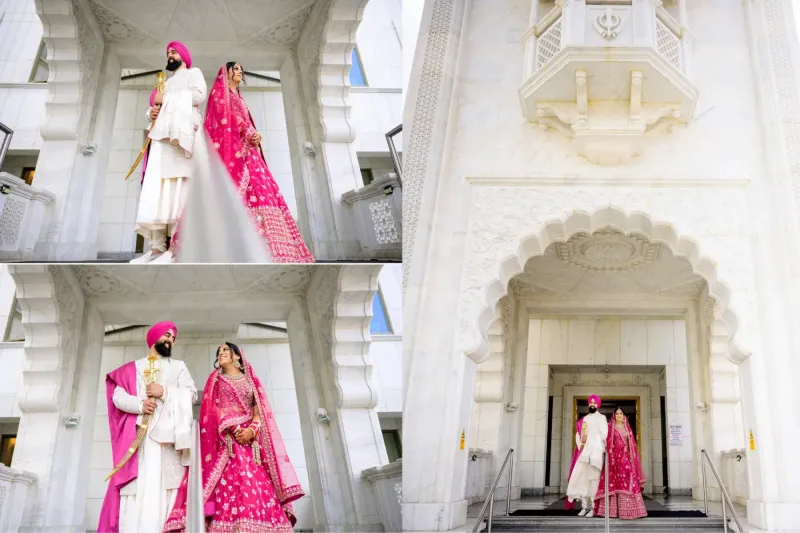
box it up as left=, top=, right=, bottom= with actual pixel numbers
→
left=570, top=376, right=651, bottom=388
left=88, top=1, right=159, bottom=42
left=655, top=278, right=706, bottom=297
left=402, top=0, right=456, bottom=290
left=72, top=266, right=144, bottom=297
left=251, top=267, right=313, bottom=293
left=0, top=198, right=26, bottom=247
left=555, top=230, right=660, bottom=271
left=71, top=0, right=103, bottom=140
left=248, top=4, right=313, bottom=45
left=594, top=9, right=622, bottom=40
left=459, top=195, right=755, bottom=365
left=762, top=0, right=800, bottom=228
left=369, top=199, right=400, bottom=245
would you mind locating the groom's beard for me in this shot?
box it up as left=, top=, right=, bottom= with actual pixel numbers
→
left=588, top=406, right=597, bottom=413
left=155, top=340, right=172, bottom=357
left=166, top=58, right=182, bottom=71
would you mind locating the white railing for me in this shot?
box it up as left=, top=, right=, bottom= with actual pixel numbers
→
left=0, top=464, right=36, bottom=532
left=0, top=173, right=55, bottom=260
left=342, top=173, right=402, bottom=260
left=701, top=449, right=744, bottom=533
left=531, top=1, right=690, bottom=77
left=362, top=459, right=402, bottom=533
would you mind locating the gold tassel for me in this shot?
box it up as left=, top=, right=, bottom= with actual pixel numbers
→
left=252, top=440, right=262, bottom=466
left=225, top=433, right=234, bottom=457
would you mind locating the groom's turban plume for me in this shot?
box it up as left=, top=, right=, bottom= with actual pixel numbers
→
left=588, top=394, right=602, bottom=407
left=167, top=41, right=192, bottom=68
left=147, top=321, right=178, bottom=348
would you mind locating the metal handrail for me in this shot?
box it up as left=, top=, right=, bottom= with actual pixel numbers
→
left=472, top=448, right=514, bottom=533
left=700, top=449, right=744, bottom=533
left=385, top=124, right=402, bottom=186
left=0, top=121, right=13, bottom=170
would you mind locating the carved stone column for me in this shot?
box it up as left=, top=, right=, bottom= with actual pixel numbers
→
left=294, top=0, right=370, bottom=261
left=288, top=265, right=387, bottom=531
left=32, top=0, right=105, bottom=261
left=6, top=265, right=90, bottom=530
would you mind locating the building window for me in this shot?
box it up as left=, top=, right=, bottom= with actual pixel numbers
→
left=349, top=47, right=367, bottom=87
left=20, top=167, right=35, bottom=185
left=29, top=41, right=49, bottom=83
left=382, top=430, right=402, bottom=463
left=0, top=435, right=16, bottom=467
left=4, top=297, right=24, bottom=342
left=360, top=168, right=374, bottom=186
left=370, top=290, right=392, bottom=334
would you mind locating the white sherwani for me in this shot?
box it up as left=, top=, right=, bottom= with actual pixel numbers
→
left=136, top=67, right=207, bottom=252
left=566, top=411, right=608, bottom=503
left=112, top=356, right=197, bottom=533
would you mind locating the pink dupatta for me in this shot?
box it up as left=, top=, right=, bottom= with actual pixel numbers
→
left=98, top=362, right=139, bottom=533
left=164, top=348, right=303, bottom=531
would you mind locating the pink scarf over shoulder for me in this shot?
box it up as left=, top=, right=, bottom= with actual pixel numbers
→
left=98, top=362, right=139, bottom=533
left=564, top=418, right=583, bottom=510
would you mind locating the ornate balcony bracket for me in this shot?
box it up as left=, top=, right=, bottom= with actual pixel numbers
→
left=519, top=1, right=698, bottom=165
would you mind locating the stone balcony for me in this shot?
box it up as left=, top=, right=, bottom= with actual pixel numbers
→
left=519, top=0, right=698, bottom=165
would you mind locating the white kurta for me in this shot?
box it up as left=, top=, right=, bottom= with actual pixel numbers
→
left=136, top=67, right=207, bottom=251
left=112, top=355, right=197, bottom=533
left=566, top=411, right=608, bottom=503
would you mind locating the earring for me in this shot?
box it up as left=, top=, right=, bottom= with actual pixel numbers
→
left=236, top=360, right=243, bottom=370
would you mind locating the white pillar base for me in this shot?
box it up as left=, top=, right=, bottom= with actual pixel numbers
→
left=746, top=499, right=800, bottom=532
left=403, top=500, right=469, bottom=532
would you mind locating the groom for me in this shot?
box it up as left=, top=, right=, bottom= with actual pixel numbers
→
left=565, top=394, right=608, bottom=517
left=98, top=321, right=197, bottom=532
left=131, top=41, right=207, bottom=264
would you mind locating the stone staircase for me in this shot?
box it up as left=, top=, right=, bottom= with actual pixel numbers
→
left=480, top=515, right=730, bottom=532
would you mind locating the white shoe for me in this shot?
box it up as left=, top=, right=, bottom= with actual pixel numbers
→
left=150, top=250, right=175, bottom=264
left=586, top=510, right=594, bottom=518
left=578, top=508, right=589, bottom=517
left=129, top=250, right=161, bottom=264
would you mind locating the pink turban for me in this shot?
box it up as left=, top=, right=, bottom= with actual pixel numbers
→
left=588, top=394, right=601, bottom=407
left=147, top=321, right=178, bottom=348
left=166, top=41, right=192, bottom=68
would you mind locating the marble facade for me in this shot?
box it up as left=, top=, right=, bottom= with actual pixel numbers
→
left=402, top=0, right=800, bottom=531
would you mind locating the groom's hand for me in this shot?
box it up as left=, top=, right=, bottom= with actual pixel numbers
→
left=142, top=398, right=157, bottom=415
left=146, top=383, right=164, bottom=398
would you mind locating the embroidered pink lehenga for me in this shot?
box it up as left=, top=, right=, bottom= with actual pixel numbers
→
left=164, top=349, right=304, bottom=532
left=593, top=416, right=647, bottom=519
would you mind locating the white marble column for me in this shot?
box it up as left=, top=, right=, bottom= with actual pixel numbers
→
left=292, top=0, right=370, bottom=261
left=402, top=0, right=476, bottom=529
left=287, top=265, right=388, bottom=531
left=6, top=265, right=98, bottom=531
left=736, top=1, right=800, bottom=529
left=32, top=0, right=106, bottom=261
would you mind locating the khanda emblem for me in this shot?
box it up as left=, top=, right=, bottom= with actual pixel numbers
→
left=594, top=8, right=622, bottom=40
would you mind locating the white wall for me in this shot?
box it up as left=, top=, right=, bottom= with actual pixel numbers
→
left=521, top=319, right=696, bottom=493
left=0, top=266, right=22, bottom=418
left=372, top=265, right=403, bottom=413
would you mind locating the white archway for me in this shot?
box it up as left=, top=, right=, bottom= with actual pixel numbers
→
left=465, top=206, right=751, bottom=366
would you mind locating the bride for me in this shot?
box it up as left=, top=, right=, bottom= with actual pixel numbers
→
left=164, top=342, right=304, bottom=532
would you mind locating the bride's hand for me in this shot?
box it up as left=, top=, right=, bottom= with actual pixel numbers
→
left=250, top=132, right=262, bottom=146
left=234, top=427, right=254, bottom=444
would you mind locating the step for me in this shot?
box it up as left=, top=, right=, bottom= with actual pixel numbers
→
left=482, top=516, right=728, bottom=531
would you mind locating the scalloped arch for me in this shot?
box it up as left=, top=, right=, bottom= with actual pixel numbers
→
left=465, top=206, right=751, bottom=365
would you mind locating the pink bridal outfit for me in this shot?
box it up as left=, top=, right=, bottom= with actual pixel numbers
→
left=593, top=416, right=647, bottom=519
left=165, top=349, right=304, bottom=532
